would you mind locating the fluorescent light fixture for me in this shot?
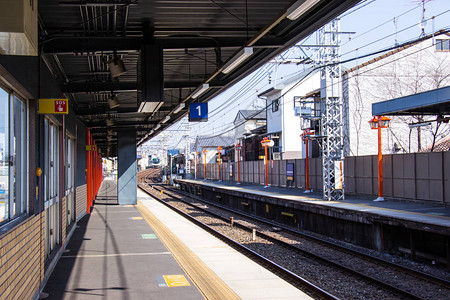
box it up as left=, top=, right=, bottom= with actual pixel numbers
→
left=222, top=47, right=253, bottom=74
left=173, top=103, right=185, bottom=114
left=155, top=124, right=161, bottom=130
left=108, top=95, right=119, bottom=108
left=106, top=118, right=114, bottom=126
left=286, top=0, right=320, bottom=20
left=138, top=101, right=163, bottom=113
left=191, top=83, right=210, bottom=99
left=161, top=115, right=171, bottom=124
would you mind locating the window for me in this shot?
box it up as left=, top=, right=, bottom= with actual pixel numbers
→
left=0, top=86, right=28, bottom=225
left=66, top=137, right=75, bottom=226
left=436, top=39, right=450, bottom=52
left=43, top=118, right=60, bottom=256
left=271, top=99, right=279, bottom=112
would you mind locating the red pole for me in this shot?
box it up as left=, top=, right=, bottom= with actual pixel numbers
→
left=378, top=126, right=383, bottom=200
left=218, top=146, right=222, bottom=181
left=305, top=138, right=310, bottom=192
left=86, top=128, right=91, bottom=214
left=264, top=145, right=268, bottom=187
left=204, top=152, right=207, bottom=180
left=237, top=148, right=240, bottom=184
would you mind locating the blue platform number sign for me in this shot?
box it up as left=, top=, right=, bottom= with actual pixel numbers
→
left=189, top=103, right=208, bottom=122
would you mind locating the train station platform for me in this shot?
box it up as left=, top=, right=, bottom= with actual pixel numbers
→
left=176, top=179, right=450, bottom=227
left=175, top=179, right=450, bottom=266
left=42, top=180, right=311, bottom=299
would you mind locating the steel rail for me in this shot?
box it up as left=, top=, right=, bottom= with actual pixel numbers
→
left=138, top=172, right=441, bottom=300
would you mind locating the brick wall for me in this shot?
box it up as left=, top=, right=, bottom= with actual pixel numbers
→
left=0, top=214, right=44, bottom=300
left=76, top=184, right=87, bottom=221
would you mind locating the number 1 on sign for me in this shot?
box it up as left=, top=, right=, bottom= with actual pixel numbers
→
left=196, top=105, right=201, bottom=116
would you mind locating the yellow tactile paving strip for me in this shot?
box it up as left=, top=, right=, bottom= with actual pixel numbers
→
left=137, top=201, right=241, bottom=300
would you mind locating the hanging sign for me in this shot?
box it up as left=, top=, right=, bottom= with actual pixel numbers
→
left=39, top=98, right=69, bottom=114
left=86, top=145, right=97, bottom=151
left=189, top=103, right=208, bottom=122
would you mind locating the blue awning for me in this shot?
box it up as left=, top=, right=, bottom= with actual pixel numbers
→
left=372, top=85, right=450, bottom=116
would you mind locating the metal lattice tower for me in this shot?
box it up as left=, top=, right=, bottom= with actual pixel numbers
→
left=318, top=19, right=344, bottom=201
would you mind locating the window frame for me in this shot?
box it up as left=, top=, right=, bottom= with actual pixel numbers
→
left=435, top=39, right=450, bottom=52
left=0, top=82, right=29, bottom=226
left=271, top=99, right=279, bottom=112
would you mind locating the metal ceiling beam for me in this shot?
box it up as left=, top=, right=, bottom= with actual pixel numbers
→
left=42, top=36, right=284, bottom=54
left=89, top=125, right=153, bottom=132
left=62, top=80, right=223, bottom=93
left=76, top=106, right=172, bottom=116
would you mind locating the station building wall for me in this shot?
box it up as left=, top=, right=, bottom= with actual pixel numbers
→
left=0, top=54, right=91, bottom=299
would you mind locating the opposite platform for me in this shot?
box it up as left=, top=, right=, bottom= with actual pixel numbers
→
left=175, top=179, right=450, bottom=231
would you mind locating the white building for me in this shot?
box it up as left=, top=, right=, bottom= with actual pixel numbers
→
left=259, top=68, right=320, bottom=159
left=343, top=31, right=450, bottom=156
left=233, top=110, right=266, bottom=143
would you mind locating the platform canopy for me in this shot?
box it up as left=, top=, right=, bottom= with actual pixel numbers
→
left=39, top=0, right=360, bottom=156
left=372, top=85, right=450, bottom=116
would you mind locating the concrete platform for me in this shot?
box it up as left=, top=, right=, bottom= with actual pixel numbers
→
left=176, top=179, right=450, bottom=230
left=43, top=180, right=311, bottom=299
left=43, top=181, right=203, bottom=300
left=175, top=179, right=450, bottom=265
left=137, top=189, right=312, bottom=300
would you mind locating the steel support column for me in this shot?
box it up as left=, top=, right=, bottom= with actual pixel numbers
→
left=118, top=131, right=137, bottom=205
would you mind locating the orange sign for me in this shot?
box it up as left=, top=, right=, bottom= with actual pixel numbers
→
left=39, top=99, right=69, bottom=114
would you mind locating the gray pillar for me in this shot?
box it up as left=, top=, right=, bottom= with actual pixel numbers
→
left=118, top=131, right=137, bottom=205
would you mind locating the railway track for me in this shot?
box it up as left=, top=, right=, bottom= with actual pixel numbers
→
left=137, top=172, right=336, bottom=299
left=138, top=169, right=450, bottom=299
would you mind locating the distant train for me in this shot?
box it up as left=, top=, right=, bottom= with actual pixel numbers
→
left=147, top=156, right=161, bottom=168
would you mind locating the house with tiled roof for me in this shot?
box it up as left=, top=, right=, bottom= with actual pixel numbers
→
left=192, top=136, right=235, bottom=163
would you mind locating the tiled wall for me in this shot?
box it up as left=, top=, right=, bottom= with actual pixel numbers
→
left=0, top=214, right=43, bottom=300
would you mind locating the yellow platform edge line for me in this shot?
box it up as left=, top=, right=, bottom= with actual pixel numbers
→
left=137, top=201, right=241, bottom=300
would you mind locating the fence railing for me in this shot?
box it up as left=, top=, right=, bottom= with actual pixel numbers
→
left=191, top=151, right=449, bottom=204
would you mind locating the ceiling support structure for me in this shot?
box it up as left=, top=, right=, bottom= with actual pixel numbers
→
left=138, top=42, right=164, bottom=112
left=319, top=19, right=344, bottom=201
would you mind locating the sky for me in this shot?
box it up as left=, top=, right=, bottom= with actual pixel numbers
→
left=143, top=0, right=450, bottom=153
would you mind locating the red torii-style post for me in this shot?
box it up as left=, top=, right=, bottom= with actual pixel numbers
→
left=301, top=129, right=313, bottom=193
left=235, top=143, right=242, bottom=184
left=369, top=115, right=391, bottom=202
left=203, top=149, right=208, bottom=180
left=217, top=146, right=223, bottom=181
left=261, top=137, right=274, bottom=188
